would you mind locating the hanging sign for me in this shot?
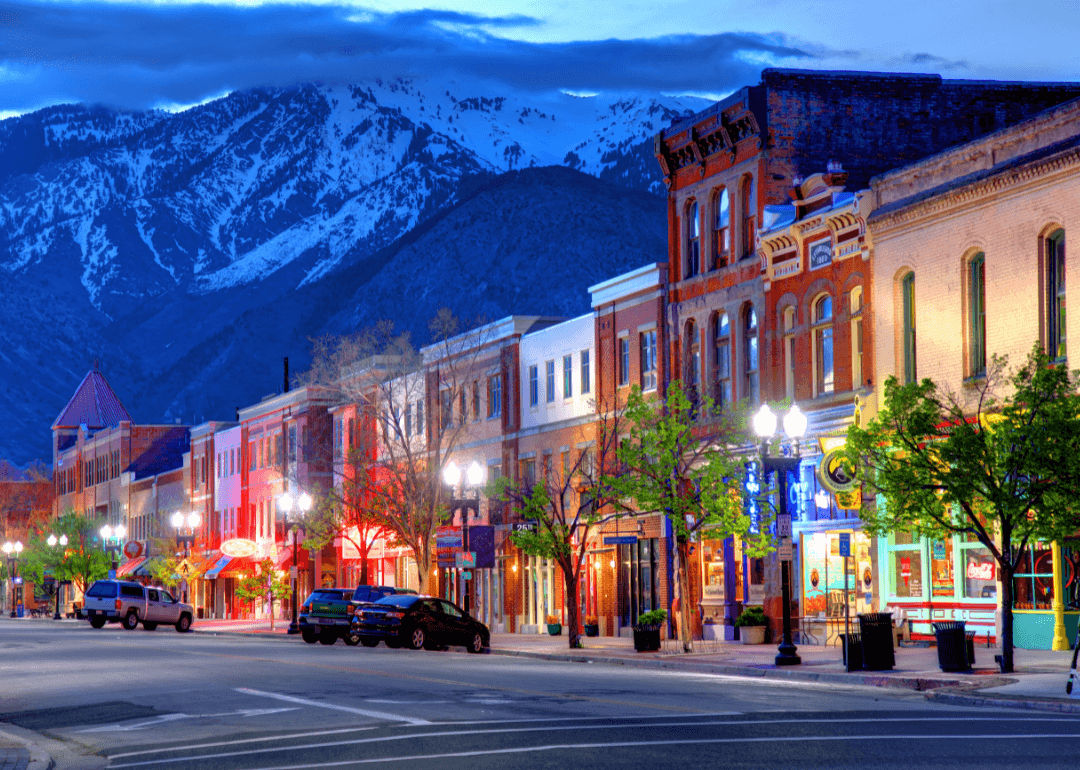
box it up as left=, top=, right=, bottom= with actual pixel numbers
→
left=838, top=532, right=851, bottom=557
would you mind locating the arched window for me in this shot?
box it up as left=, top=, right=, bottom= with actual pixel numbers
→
left=812, top=294, right=834, bottom=395
left=713, top=312, right=731, bottom=409
left=782, top=306, right=796, bottom=400
left=967, top=254, right=986, bottom=377
left=740, top=175, right=755, bottom=259
left=743, top=305, right=759, bottom=402
left=713, top=188, right=730, bottom=269
left=849, top=287, right=864, bottom=389
left=901, top=272, right=917, bottom=384
left=1045, top=230, right=1066, bottom=361
left=684, top=319, right=700, bottom=392
left=686, top=201, right=700, bottom=278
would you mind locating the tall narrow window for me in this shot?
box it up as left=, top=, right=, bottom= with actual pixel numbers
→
left=714, top=188, right=730, bottom=268
left=740, top=175, right=755, bottom=259
left=684, top=320, right=700, bottom=394
left=563, top=354, right=573, bottom=398
left=743, top=305, right=759, bottom=402
left=812, top=294, right=834, bottom=395
left=713, top=312, right=731, bottom=409
left=902, top=272, right=917, bottom=384
left=849, top=287, right=864, bottom=389
left=640, top=330, right=657, bottom=391
left=580, top=350, right=591, bottom=394
left=415, top=399, right=424, bottom=435
left=782, top=306, right=796, bottom=400
left=618, top=337, right=630, bottom=386
left=686, top=201, right=700, bottom=278
left=968, top=254, right=986, bottom=376
left=546, top=360, right=555, bottom=402
left=1047, top=230, right=1066, bottom=361
left=472, top=381, right=481, bottom=421
left=488, top=374, right=502, bottom=418
left=441, top=389, right=453, bottom=429
left=528, top=364, right=539, bottom=406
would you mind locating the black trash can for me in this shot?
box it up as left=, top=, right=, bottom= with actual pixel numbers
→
left=858, top=612, right=895, bottom=671
left=933, top=621, right=972, bottom=672
left=839, top=633, right=863, bottom=672
left=965, top=631, right=976, bottom=667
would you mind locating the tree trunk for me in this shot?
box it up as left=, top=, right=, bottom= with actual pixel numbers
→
left=999, top=560, right=1015, bottom=673
left=358, top=547, right=369, bottom=585
left=562, top=565, right=581, bottom=649
left=675, top=536, right=693, bottom=653
left=416, top=541, right=435, bottom=595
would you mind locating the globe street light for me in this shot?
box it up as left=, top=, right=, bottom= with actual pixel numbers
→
left=99, top=524, right=126, bottom=574
left=3, top=540, right=24, bottom=617
left=278, top=491, right=313, bottom=635
left=442, top=460, right=484, bottom=615
left=172, top=511, right=202, bottom=602
left=46, top=534, right=69, bottom=619
left=753, top=403, right=806, bottom=666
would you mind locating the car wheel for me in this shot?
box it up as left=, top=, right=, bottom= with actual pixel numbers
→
left=343, top=631, right=361, bottom=646
left=360, top=637, right=380, bottom=648
left=175, top=614, right=192, bottom=633
left=142, top=622, right=158, bottom=631
left=467, top=631, right=486, bottom=654
left=89, top=617, right=106, bottom=629
left=407, top=625, right=426, bottom=650
left=301, top=629, right=319, bottom=644
left=123, top=611, right=140, bottom=631
left=319, top=630, right=338, bottom=645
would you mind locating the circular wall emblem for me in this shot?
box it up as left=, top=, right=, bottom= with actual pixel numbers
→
left=122, top=540, right=143, bottom=559
left=818, top=447, right=856, bottom=494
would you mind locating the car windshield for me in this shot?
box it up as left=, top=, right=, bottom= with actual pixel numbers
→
left=308, top=590, right=349, bottom=601
left=373, top=594, right=420, bottom=608
left=85, top=582, right=117, bottom=598
left=352, top=586, right=392, bottom=603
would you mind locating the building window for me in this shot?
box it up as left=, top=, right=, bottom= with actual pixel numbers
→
left=404, top=406, right=412, bottom=437
left=812, top=294, right=834, bottom=395
left=545, top=360, right=555, bottom=402
left=415, top=400, right=424, bottom=435
left=528, top=365, right=539, bottom=406
left=332, top=417, right=342, bottom=460
left=640, top=329, right=657, bottom=391
left=686, top=200, right=700, bottom=278
left=472, top=381, right=481, bottom=421
left=850, top=287, right=864, bottom=389
left=968, top=254, right=986, bottom=377
left=618, top=337, right=630, bottom=386
left=1046, top=229, right=1066, bottom=361
left=441, top=389, right=453, bottom=430
left=249, top=441, right=256, bottom=471
left=562, top=354, right=573, bottom=398
left=580, top=350, right=591, bottom=394
left=902, top=272, right=917, bottom=384
left=782, top=306, right=796, bottom=400
left=743, top=305, right=759, bottom=402
left=740, top=175, right=755, bottom=259
left=713, top=312, right=731, bottom=409
left=713, top=187, right=730, bottom=268
left=684, top=320, right=700, bottom=395
left=288, top=424, right=297, bottom=462
left=488, top=374, right=502, bottom=418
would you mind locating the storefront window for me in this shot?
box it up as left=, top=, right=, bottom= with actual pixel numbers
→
left=1014, top=544, right=1053, bottom=610
left=802, top=531, right=872, bottom=618
left=888, top=531, right=924, bottom=599
left=700, top=538, right=725, bottom=624
left=930, top=539, right=954, bottom=597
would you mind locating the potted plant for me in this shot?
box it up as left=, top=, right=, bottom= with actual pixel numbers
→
left=633, top=608, right=667, bottom=652
left=735, top=605, right=767, bottom=644
left=584, top=615, right=599, bottom=637
left=545, top=614, right=562, bottom=635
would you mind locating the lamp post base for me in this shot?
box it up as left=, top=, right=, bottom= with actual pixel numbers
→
left=287, top=621, right=300, bottom=635
left=775, top=642, right=801, bottom=666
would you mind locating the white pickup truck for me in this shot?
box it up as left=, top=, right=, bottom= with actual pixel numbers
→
left=83, top=579, right=194, bottom=632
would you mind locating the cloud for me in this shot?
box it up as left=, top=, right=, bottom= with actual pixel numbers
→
left=0, top=1, right=815, bottom=113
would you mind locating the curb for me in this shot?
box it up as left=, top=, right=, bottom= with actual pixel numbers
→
left=926, top=688, right=1080, bottom=714
left=0, top=728, right=54, bottom=770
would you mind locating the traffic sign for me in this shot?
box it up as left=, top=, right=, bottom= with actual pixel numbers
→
left=777, top=514, right=791, bottom=537
left=461, top=571, right=472, bottom=580
left=456, top=552, right=476, bottom=568
left=838, top=532, right=851, bottom=557
left=778, top=539, right=792, bottom=560
left=604, top=535, right=638, bottom=545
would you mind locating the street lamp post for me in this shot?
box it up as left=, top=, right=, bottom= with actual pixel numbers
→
left=442, top=460, right=484, bottom=616
left=99, top=524, right=127, bottom=575
left=3, top=541, right=23, bottom=617
left=171, top=511, right=202, bottom=602
left=278, top=491, right=312, bottom=635
left=46, top=534, right=69, bottom=620
left=753, top=403, right=807, bottom=667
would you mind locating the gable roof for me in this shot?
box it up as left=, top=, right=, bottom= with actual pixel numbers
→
left=51, top=368, right=132, bottom=431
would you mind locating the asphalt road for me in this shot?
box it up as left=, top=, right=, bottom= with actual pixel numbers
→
left=2, top=622, right=1079, bottom=769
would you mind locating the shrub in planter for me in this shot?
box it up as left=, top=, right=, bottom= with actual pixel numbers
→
left=734, top=606, right=767, bottom=645
left=584, top=615, right=599, bottom=637
left=545, top=614, right=562, bottom=635
left=633, top=609, right=667, bottom=652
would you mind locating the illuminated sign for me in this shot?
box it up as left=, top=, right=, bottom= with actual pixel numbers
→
left=966, top=561, right=995, bottom=581
left=220, top=538, right=257, bottom=558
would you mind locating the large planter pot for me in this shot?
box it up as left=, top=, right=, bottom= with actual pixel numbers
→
left=633, top=626, right=661, bottom=652
left=739, top=625, right=766, bottom=644
left=546, top=623, right=562, bottom=636
left=584, top=623, right=599, bottom=637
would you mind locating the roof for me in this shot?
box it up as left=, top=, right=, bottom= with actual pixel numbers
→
left=128, top=427, right=190, bottom=480
left=51, top=368, right=131, bottom=431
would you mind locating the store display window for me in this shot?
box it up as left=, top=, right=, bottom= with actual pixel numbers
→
left=887, top=531, right=924, bottom=599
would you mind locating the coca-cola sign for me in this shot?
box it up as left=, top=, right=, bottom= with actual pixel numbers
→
left=966, top=560, right=995, bottom=581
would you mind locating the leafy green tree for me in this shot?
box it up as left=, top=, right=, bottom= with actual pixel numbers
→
left=608, top=382, right=772, bottom=652
left=495, top=408, right=625, bottom=650
left=234, top=557, right=291, bottom=630
left=18, top=511, right=110, bottom=597
left=845, top=345, right=1080, bottom=673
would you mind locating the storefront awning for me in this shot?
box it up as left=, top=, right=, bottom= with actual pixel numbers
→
left=218, top=556, right=256, bottom=579
left=116, top=556, right=147, bottom=577
left=203, top=554, right=233, bottom=580
left=132, top=558, right=154, bottom=577
left=274, top=548, right=293, bottom=570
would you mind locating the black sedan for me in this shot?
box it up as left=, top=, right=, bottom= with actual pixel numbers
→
left=351, top=594, right=489, bottom=653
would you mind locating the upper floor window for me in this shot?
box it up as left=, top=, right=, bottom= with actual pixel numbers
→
left=563, top=354, right=573, bottom=398
left=713, top=312, right=731, bottom=409
left=740, top=175, right=755, bottom=259
left=640, top=329, right=658, bottom=391
left=684, top=320, right=700, bottom=392
left=782, top=306, right=796, bottom=400
left=743, top=305, right=759, bottom=402
left=714, top=187, right=730, bottom=269
left=580, top=350, right=591, bottom=394
left=849, top=287, right=864, bottom=389
left=968, top=254, right=986, bottom=377
left=288, top=424, right=297, bottom=462
left=618, top=337, right=630, bottom=386
left=1046, top=229, right=1066, bottom=361
left=488, top=374, right=502, bottom=418
left=546, top=360, right=556, bottom=402
left=528, top=364, right=539, bottom=406
left=812, top=294, right=834, bottom=395
left=415, top=399, right=424, bottom=436
left=901, top=272, right=917, bottom=384
left=333, top=417, right=342, bottom=460
left=472, top=381, right=481, bottom=421
left=686, top=200, right=700, bottom=278
left=440, top=389, right=453, bottom=430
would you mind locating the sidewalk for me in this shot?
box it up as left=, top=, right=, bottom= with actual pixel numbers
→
left=190, top=618, right=1080, bottom=713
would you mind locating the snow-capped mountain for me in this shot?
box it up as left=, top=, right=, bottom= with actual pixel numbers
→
left=0, top=78, right=704, bottom=465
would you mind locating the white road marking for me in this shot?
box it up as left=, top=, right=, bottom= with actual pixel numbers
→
left=364, top=699, right=450, bottom=704
left=105, top=716, right=1080, bottom=768
left=77, top=707, right=297, bottom=732
left=234, top=687, right=431, bottom=726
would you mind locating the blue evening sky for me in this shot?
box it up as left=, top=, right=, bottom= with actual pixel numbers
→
left=1, top=0, right=1077, bottom=117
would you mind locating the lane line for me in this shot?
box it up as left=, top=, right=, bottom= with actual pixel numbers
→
left=106, top=726, right=381, bottom=760
left=234, top=688, right=431, bottom=726
left=105, top=716, right=1080, bottom=767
